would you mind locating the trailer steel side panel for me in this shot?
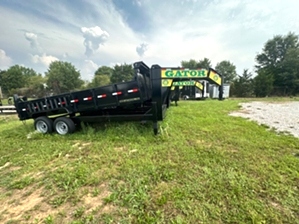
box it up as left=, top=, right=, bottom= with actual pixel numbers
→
left=14, top=68, right=152, bottom=121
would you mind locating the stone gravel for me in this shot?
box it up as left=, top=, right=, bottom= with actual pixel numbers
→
left=229, top=101, right=299, bottom=138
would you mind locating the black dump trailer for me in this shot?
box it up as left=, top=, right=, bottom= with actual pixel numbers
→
left=13, top=61, right=223, bottom=135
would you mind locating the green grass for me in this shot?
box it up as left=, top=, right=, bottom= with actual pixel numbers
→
left=0, top=99, right=299, bottom=223
left=0, top=98, right=13, bottom=106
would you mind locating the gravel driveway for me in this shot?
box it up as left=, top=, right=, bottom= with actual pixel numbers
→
left=229, top=101, right=299, bottom=138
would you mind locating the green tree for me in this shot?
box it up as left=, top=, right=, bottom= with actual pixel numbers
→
left=110, top=63, right=134, bottom=83
left=10, top=74, right=48, bottom=98
left=0, top=69, right=5, bottom=87
left=253, top=69, right=274, bottom=97
left=277, top=48, right=299, bottom=95
left=27, top=74, right=48, bottom=98
left=231, top=69, right=254, bottom=97
left=181, top=58, right=212, bottom=69
left=87, top=65, right=113, bottom=88
left=87, top=75, right=111, bottom=88
left=215, top=60, right=237, bottom=84
left=197, top=58, right=212, bottom=69
left=0, top=65, right=37, bottom=94
left=95, top=66, right=113, bottom=77
left=255, top=32, right=299, bottom=95
left=181, top=59, right=198, bottom=69
left=45, top=61, right=84, bottom=94
left=256, top=32, right=299, bottom=70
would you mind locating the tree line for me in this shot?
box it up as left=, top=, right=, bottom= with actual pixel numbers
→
left=1, top=31, right=299, bottom=99
left=0, top=61, right=135, bottom=98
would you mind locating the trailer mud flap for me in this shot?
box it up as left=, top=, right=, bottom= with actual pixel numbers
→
left=152, top=102, right=159, bottom=135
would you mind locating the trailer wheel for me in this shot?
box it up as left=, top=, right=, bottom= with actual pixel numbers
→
left=34, top=116, right=54, bottom=134
left=54, top=117, right=76, bottom=135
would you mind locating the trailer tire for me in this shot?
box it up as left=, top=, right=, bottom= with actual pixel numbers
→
left=54, top=117, right=76, bottom=135
left=34, top=116, right=54, bottom=134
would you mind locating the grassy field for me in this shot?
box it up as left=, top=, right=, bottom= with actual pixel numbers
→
left=0, top=98, right=299, bottom=224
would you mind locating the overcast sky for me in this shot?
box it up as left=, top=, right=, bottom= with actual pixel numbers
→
left=0, top=0, right=298, bottom=81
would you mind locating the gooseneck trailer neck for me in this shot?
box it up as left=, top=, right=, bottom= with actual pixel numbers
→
left=151, top=64, right=224, bottom=106
left=13, top=61, right=223, bottom=135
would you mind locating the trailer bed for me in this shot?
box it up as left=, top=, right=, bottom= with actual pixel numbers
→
left=14, top=71, right=151, bottom=121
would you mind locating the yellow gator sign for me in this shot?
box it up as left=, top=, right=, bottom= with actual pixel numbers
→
left=161, top=68, right=222, bottom=86
left=172, top=81, right=195, bottom=86
left=161, top=79, right=173, bottom=87
left=161, top=68, right=208, bottom=78
left=209, top=70, right=221, bottom=86
left=171, top=86, right=183, bottom=90
left=195, top=82, right=203, bottom=90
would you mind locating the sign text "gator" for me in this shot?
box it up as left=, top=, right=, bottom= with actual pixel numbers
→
left=172, top=81, right=195, bottom=86
left=161, top=69, right=208, bottom=78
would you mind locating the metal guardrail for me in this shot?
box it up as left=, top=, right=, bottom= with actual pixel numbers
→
left=0, top=105, right=17, bottom=115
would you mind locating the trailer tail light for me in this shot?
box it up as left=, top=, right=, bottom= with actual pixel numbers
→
left=58, top=101, right=66, bottom=105
left=97, top=94, right=107, bottom=98
left=128, top=88, right=138, bottom=93
left=70, top=99, right=79, bottom=103
left=83, top=97, right=92, bottom=101
left=112, top=91, right=122, bottom=96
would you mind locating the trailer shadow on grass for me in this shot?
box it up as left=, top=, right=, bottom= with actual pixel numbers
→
left=0, top=117, right=157, bottom=140
left=73, top=120, right=155, bottom=136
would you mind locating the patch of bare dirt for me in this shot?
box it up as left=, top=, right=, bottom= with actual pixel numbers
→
left=0, top=182, right=116, bottom=223
left=82, top=183, right=115, bottom=214
left=0, top=185, right=45, bottom=222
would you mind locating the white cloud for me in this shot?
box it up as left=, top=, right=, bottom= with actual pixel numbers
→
left=81, top=59, right=99, bottom=80
left=133, top=0, right=142, bottom=6
left=1, top=0, right=299, bottom=80
left=62, top=53, right=69, bottom=58
left=81, top=26, right=110, bottom=57
left=31, top=54, right=59, bottom=67
left=109, top=62, right=122, bottom=68
left=136, top=43, right=148, bottom=57
left=131, top=0, right=299, bottom=74
left=24, top=32, right=42, bottom=52
left=0, top=49, right=12, bottom=69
